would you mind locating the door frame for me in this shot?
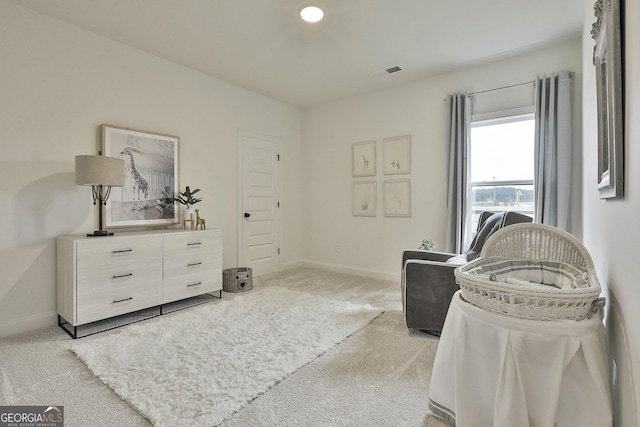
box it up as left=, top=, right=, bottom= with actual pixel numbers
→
left=237, top=130, right=283, bottom=274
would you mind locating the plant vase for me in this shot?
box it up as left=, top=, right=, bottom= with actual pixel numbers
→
left=182, top=207, right=196, bottom=230
left=174, top=186, right=203, bottom=230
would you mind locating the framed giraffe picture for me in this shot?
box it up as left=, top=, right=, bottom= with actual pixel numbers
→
left=101, top=124, right=180, bottom=229
left=352, top=140, right=376, bottom=177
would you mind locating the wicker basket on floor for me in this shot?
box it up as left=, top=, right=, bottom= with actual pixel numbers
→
left=222, top=267, right=253, bottom=293
left=455, top=223, right=602, bottom=321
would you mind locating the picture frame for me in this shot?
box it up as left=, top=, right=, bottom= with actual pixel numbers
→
left=352, top=140, right=376, bottom=177
left=102, top=124, right=180, bottom=228
left=383, top=179, right=411, bottom=217
left=592, top=0, right=624, bottom=199
left=353, top=181, right=377, bottom=217
left=383, top=135, right=411, bottom=175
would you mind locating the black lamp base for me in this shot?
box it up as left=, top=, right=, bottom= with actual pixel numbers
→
left=87, top=230, right=114, bottom=237
left=87, top=185, right=115, bottom=237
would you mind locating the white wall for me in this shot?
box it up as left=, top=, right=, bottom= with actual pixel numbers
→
left=581, top=0, right=640, bottom=424
left=4, top=1, right=636, bottom=424
left=301, top=39, right=582, bottom=279
left=0, top=1, right=302, bottom=337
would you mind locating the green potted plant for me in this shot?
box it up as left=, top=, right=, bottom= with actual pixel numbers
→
left=173, top=185, right=202, bottom=210
left=173, top=186, right=203, bottom=225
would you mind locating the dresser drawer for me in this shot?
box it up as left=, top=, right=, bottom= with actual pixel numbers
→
left=163, top=276, right=222, bottom=304
left=76, top=236, right=161, bottom=268
left=76, top=280, right=161, bottom=325
left=77, top=260, right=162, bottom=296
left=163, top=231, right=220, bottom=256
left=163, top=251, right=220, bottom=280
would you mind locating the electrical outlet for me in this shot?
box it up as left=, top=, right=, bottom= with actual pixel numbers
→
left=335, top=244, right=341, bottom=253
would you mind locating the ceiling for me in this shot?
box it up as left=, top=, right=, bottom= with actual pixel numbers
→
left=9, top=0, right=586, bottom=108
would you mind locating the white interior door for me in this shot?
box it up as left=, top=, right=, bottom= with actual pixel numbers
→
left=238, top=132, right=281, bottom=276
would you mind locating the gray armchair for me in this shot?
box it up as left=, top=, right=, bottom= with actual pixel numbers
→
left=401, top=211, right=533, bottom=334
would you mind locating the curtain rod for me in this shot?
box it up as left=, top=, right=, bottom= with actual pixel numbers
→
left=469, top=80, right=534, bottom=96
left=442, top=81, right=533, bottom=102
left=442, top=82, right=530, bottom=102
left=443, top=72, right=575, bottom=101
left=469, top=72, right=575, bottom=97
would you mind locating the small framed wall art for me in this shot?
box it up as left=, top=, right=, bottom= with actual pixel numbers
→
left=102, top=124, right=180, bottom=228
left=353, top=181, right=377, bottom=216
left=383, top=179, right=411, bottom=217
left=383, top=135, right=411, bottom=175
left=352, top=140, right=376, bottom=177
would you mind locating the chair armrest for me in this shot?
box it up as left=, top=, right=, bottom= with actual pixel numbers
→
left=403, top=258, right=460, bottom=275
left=402, top=249, right=457, bottom=266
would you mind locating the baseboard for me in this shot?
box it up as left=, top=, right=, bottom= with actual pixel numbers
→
left=0, top=311, right=58, bottom=339
left=301, top=260, right=400, bottom=282
left=282, top=259, right=304, bottom=270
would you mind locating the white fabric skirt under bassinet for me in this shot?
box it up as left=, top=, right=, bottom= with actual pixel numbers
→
left=428, top=291, right=612, bottom=427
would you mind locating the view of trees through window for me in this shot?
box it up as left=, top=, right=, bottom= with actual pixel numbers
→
left=465, top=113, right=535, bottom=247
left=472, top=186, right=534, bottom=206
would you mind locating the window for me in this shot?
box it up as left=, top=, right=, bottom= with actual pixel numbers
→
left=464, top=110, right=535, bottom=247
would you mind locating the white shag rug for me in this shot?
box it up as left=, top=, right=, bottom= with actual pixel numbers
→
left=71, top=287, right=382, bottom=427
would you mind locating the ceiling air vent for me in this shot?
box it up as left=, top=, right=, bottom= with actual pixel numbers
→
left=371, top=65, right=403, bottom=77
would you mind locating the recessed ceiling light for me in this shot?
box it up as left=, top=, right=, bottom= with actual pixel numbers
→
left=299, top=5, right=324, bottom=23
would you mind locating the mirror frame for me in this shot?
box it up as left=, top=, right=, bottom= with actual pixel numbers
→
left=592, top=0, right=624, bottom=199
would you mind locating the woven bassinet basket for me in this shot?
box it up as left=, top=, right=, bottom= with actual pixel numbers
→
left=455, top=223, right=602, bottom=321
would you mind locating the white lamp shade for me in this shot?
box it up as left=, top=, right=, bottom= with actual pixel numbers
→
left=75, top=155, right=124, bottom=187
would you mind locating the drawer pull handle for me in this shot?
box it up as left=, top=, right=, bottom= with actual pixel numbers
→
left=113, top=249, right=133, bottom=254
left=112, top=273, right=133, bottom=279
left=187, top=282, right=202, bottom=287
left=113, top=297, right=133, bottom=304
left=187, top=242, right=202, bottom=247
left=187, top=262, right=202, bottom=267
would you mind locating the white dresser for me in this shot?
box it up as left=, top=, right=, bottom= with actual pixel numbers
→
left=57, top=229, right=222, bottom=337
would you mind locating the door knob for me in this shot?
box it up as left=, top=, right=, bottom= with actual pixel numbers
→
left=244, top=212, right=251, bottom=218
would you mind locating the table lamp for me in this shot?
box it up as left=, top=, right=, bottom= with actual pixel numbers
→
left=75, top=154, right=124, bottom=236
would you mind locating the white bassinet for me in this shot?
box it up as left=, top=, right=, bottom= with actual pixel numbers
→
left=455, top=223, right=603, bottom=321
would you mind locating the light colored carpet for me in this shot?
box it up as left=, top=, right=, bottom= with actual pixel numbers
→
left=70, top=287, right=382, bottom=426
left=0, top=268, right=447, bottom=427
left=221, top=310, right=445, bottom=427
